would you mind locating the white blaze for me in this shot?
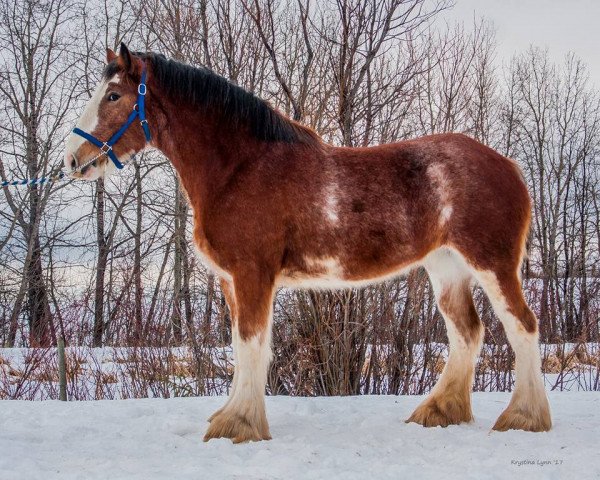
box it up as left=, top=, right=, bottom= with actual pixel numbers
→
left=64, top=75, right=119, bottom=170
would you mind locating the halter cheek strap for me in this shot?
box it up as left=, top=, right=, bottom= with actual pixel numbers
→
left=72, top=66, right=151, bottom=170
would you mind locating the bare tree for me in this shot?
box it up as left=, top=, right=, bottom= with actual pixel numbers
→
left=0, top=0, right=83, bottom=346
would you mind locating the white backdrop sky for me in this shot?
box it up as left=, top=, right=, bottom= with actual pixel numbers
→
left=442, top=0, right=600, bottom=86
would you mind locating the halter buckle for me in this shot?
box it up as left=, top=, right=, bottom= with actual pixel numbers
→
left=100, top=143, right=112, bottom=154
left=138, top=84, right=147, bottom=95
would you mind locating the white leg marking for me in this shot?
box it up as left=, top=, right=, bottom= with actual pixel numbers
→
left=213, top=297, right=273, bottom=436
left=475, top=270, right=550, bottom=417
left=424, top=248, right=482, bottom=395
left=228, top=332, right=272, bottom=411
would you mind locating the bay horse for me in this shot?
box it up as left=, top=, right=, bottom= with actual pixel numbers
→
left=65, top=44, right=552, bottom=442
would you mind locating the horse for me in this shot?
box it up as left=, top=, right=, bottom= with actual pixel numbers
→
left=64, top=44, right=552, bottom=443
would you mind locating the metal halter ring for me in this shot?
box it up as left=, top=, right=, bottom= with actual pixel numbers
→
left=100, top=143, right=112, bottom=154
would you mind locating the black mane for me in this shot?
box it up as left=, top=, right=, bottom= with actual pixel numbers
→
left=104, top=53, right=315, bottom=144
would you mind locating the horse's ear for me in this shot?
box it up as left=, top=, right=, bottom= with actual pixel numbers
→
left=106, top=48, right=117, bottom=64
left=117, top=42, right=134, bottom=74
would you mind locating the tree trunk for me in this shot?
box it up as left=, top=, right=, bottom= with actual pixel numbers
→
left=133, top=161, right=143, bottom=342
left=172, top=180, right=187, bottom=344
left=93, top=178, right=107, bottom=347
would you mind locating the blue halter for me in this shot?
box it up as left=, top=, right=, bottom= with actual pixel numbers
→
left=72, top=66, right=151, bottom=170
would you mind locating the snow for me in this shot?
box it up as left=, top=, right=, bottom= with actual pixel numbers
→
left=1, top=392, right=598, bottom=479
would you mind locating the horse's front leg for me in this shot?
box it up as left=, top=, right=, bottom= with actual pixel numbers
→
left=204, top=268, right=275, bottom=443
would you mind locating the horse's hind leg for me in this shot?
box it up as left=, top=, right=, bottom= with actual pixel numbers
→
left=475, top=268, right=551, bottom=432
left=407, top=248, right=484, bottom=427
left=204, top=269, right=274, bottom=443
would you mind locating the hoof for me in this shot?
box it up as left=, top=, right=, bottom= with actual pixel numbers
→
left=406, top=395, right=473, bottom=428
left=204, top=408, right=271, bottom=443
left=492, top=405, right=552, bottom=432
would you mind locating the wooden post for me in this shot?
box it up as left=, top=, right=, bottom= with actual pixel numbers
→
left=58, top=337, right=67, bottom=401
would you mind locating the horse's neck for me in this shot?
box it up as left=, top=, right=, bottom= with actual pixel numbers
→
left=151, top=97, right=257, bottom=209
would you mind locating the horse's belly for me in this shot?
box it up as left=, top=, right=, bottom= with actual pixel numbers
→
left=277, top=255, right=419, bottom=290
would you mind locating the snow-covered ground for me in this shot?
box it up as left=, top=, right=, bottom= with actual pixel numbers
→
left=1, top=392, right=598, bottom=480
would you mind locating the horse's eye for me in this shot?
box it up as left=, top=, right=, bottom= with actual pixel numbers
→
left=107, top=92, right=121, bottom=102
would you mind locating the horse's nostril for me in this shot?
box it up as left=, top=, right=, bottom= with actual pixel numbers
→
left=70, top=157, right=77, bottom=170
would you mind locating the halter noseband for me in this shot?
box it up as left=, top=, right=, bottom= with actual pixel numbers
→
left=72, top=65, right=151, bottom=170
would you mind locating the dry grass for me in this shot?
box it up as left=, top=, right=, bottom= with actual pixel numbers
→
left=0, top=340, right=597, bottom=400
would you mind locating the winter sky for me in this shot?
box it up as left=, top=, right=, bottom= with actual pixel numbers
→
left=443, top=0, right=600, bottom=86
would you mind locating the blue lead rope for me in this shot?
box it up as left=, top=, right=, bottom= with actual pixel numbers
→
left=72, top=65, right=151, bottom=169
left=1, top=171, right=66, bottom=187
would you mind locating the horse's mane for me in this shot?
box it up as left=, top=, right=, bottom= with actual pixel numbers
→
left=104, top=53, right=317, bottom=144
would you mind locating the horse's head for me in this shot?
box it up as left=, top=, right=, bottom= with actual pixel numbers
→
left=65, top=43, right=151, bottom=180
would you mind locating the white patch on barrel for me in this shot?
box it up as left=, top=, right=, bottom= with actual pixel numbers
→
left=440, top=205, right=453, bottom=222
left=64, top=75, right=120, bottom=169
left=305, top=256, right=345, bottom=278
left=324, top=182, right=340, bottom=224
left=278, top=255, right=419, bottom=290
left=428, top=163, right=453, bottom=226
